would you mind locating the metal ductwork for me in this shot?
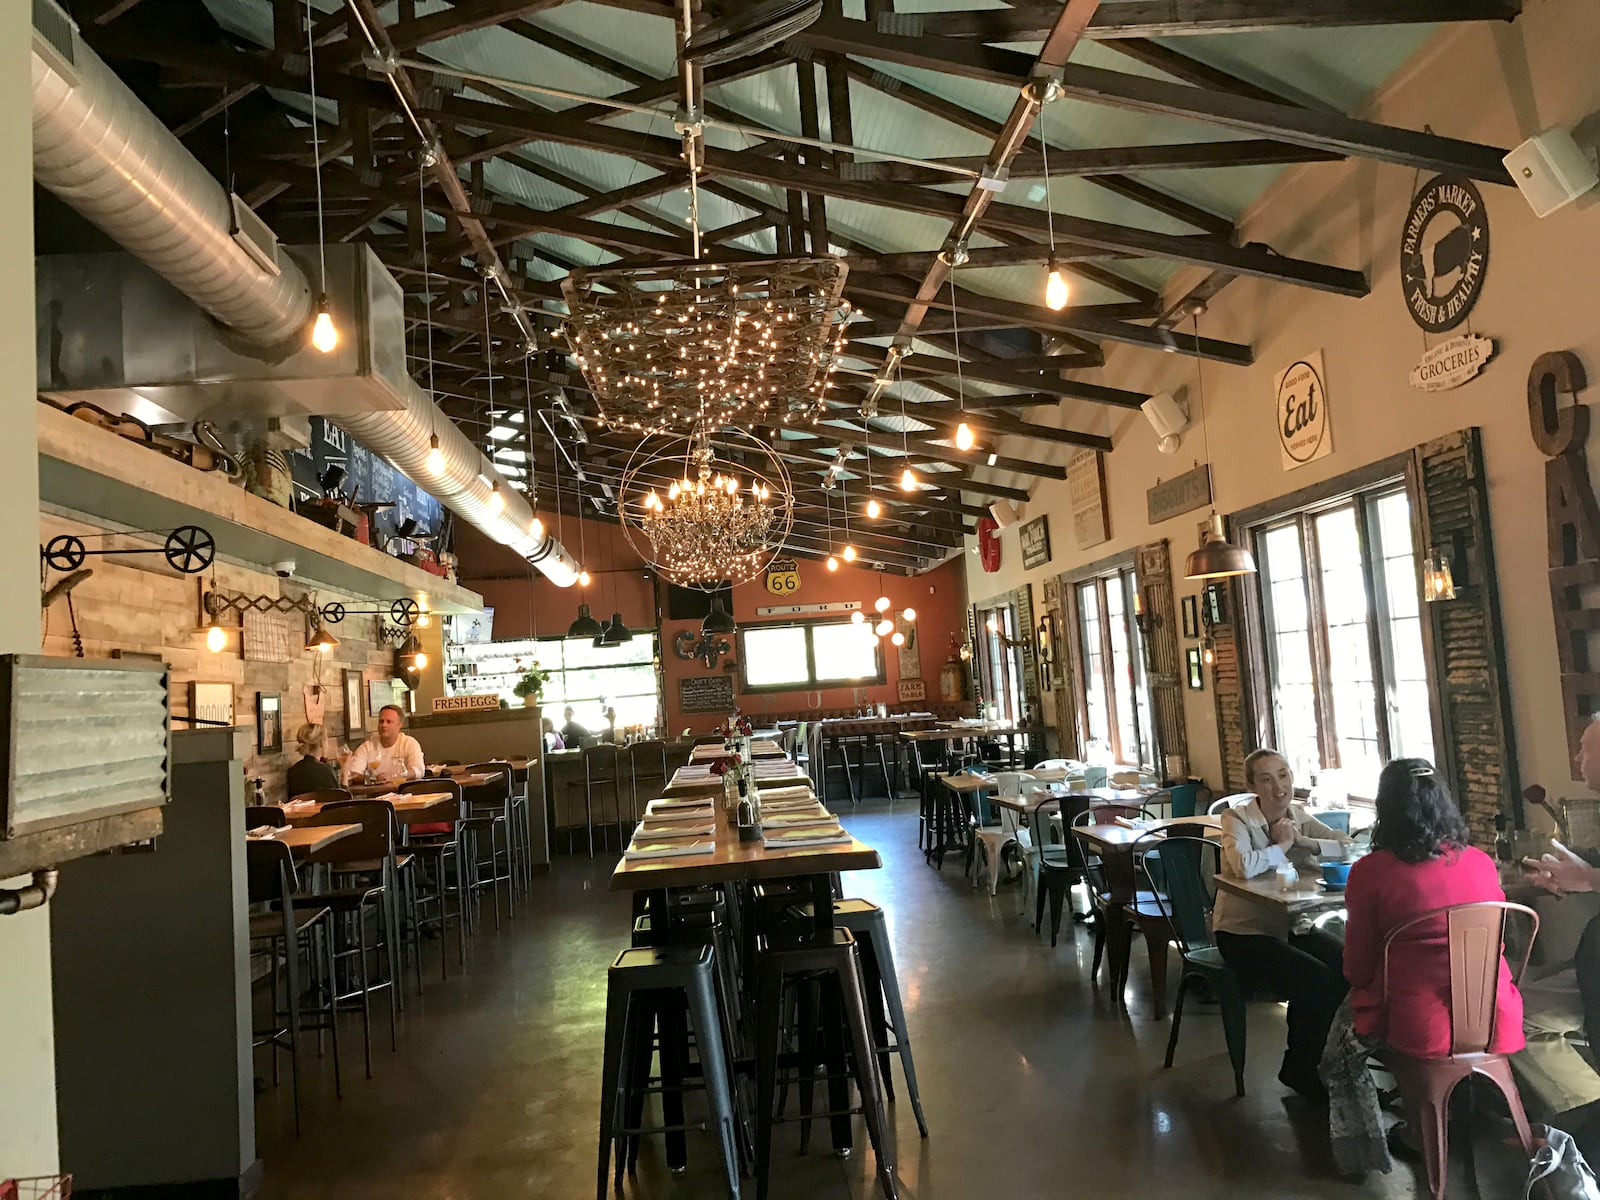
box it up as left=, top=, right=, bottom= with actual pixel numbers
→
left=29, top=0, right=577, bottom=586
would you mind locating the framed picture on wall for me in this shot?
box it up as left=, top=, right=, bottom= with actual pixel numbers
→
left=1036, top=614, right=1056, bottom=692
left=1186, top=648, right=1204, bottom=691
left=1181, top=595, right=1200, bottom=640
left=1203, top=583, right=1228, bottom=626
left=190, top=681, right=235, bottom=728
left=343, top=669, right=366, bottom=738
left=255, top=692, right=283, bottom=753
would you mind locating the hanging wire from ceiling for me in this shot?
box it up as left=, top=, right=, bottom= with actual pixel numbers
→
left=304, top=0, right=336, bottom=353
left=949, top=277, right=974, bottom=452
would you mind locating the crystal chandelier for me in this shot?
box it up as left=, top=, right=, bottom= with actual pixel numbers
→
left=621, top=426, right=793, bottom=589
left=558, top=258, right=853, bottom=437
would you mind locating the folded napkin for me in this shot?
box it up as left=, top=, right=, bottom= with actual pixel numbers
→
left=761, top=825, right=851, bottom=849
left=636, top=821, right=716, bottom=839
left=757, top=784, right=815, bottom=801
left=761, top=810, right=836, bottom=829
left=624, top=838, right=716, bottom=860
left=646, top=798, right=715, bottom=815
left=246, top=825, right=282, bottom=839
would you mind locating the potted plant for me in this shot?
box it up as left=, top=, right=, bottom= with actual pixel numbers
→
left=512, top=663, right=551, bottom=708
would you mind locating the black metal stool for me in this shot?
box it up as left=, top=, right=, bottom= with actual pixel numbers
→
left=785, top=898, right=927, bottom=1138
left=597, top=944, right=742, bottom=1200
left=754, top=928, right=897, bottom=1200
left=852, top=733, right=894, bottom=801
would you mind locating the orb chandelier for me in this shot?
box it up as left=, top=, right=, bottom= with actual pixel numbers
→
left=558, top=257, right=853, bottom=437
left=620, top=426, right=793, bottom=590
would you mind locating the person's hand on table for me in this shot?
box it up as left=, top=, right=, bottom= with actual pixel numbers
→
left=1524, top=840, right=1598, bottom=896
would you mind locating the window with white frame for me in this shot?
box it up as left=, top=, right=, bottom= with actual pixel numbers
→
left=1252, top=485, right=1435, bottom=799
left=1074, top=568, right=1156, bottom=768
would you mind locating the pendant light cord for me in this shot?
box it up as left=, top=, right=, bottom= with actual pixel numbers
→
left=948, top=277, right=966, bottom=415
left=1040, top=96, right=1056, bottom=257
left=1193, top=311, right=1216, bottom=515
left=304, top=0, right=327, bottom=294
left=419, top=168, right=437, bottom=418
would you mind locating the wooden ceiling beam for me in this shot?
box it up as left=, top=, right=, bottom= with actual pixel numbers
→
left=379, top=1, right=575, bottom=52
left=838, top=339, right=1147, bottom=409
left=801, top=19, right=1515, bottom=184
left=902, top=0, right=1521, bottom=39
left=836, top=140, right=1341, bottom=185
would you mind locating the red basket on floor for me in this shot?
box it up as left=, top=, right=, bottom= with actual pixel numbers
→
left=1, top=1176, right=72, bottom=1200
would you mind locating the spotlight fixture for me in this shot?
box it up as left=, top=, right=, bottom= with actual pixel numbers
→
left=310, top=295, right=339, bottom=354
left=426, top=434, right=445, bottom=474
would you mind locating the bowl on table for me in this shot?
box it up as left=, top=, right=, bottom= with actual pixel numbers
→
left=1319, top=860, right=1353, bottom=889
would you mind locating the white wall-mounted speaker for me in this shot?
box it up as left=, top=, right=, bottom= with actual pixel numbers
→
left=1504, top=128, right=1600, bottom=218
left=988, top=500, right=1020, bottom=529
left=1142, top=391, right=1187, bottom=454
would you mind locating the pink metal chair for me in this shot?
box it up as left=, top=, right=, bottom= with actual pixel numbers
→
left=1376, top=900, right=1539, bottom=1200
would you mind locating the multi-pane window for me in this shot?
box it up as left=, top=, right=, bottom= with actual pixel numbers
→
left=977, top=604, right=1025, bottom=723
left=448, top=634, right=660, bottom=731
left=1075, top=569, right=1156, bottom=769
left=1253, top=486, right=1435, bottom=798
left=740, top=621, right=882, bottom=690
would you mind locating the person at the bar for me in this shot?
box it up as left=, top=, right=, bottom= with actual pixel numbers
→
left=344, top=704, right=424, bottom=784
left=559, top=705, right=588, bottom=748
left=287, top=722, right=340, bottom=797
left=1214, top=747, right=1353, bottom=1099
left=542, top=716, right=565, bottom=752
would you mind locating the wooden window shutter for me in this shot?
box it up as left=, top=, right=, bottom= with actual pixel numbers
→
left=1209, top=586, right=1252, bottom=794
left=1410, top=426, right=1519, bottom=842
left=1135, top=540, right=1189, bottom=775
left=1013, top=584, right=1039, bottom=721
left=1041, top=575, right=1081, bottom=758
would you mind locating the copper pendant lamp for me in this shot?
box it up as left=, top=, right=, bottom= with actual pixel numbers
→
left=1180, top=304, right=1256, bottom=582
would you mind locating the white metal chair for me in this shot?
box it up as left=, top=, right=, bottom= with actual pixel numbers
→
left=972, top=772, right=1034, bottom=895
left=1206, top=792, right=1256, bottom=816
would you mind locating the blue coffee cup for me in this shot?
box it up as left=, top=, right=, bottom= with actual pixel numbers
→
left=1320, top=860, right=1353, bottom=888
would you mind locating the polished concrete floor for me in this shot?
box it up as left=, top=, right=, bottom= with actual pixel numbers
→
left=255, top=800, right=1532, bottom=1198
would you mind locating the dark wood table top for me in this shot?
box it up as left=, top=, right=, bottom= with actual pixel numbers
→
left=251, top=823, right=360, bottom=858
left=284, top=792, right=456, bottom=827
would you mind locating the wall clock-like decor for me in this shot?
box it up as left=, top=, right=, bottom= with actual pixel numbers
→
left=1400, top=176, right=1489, bottom=334
left=976, top=516, right=1001, bottom=573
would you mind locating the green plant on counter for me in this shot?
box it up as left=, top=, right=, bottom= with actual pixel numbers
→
left=513, top=663, right=552, bottom=700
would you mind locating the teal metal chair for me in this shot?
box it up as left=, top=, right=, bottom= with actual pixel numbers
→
left=1143, top=835, right=1248, bottom=1097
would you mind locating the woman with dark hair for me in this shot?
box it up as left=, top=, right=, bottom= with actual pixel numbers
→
left=1322, top=758, right=1524, bottom=1173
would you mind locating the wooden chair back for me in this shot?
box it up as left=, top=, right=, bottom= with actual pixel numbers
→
left=303, top=799, right=395, bottom=864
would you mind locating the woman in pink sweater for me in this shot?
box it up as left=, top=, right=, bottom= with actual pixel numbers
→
left=1324, top=759, right=1523, bottom=1174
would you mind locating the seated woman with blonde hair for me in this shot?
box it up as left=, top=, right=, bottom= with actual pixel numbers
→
left=287, top=722, right=341, bottom=798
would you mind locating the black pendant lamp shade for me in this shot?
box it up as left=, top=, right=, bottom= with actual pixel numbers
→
left=701, top=596, right=736, bottom=634
left=568, top=602, right=604, bottom=639
left=1184, top=512, right=1257, bottom=581
left=599, top=613, right=634, bottom=646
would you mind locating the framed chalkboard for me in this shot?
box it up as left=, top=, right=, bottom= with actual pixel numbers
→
left=289, top=418, right=443, bottom=548
left=678, top=674, right=736, bottom=714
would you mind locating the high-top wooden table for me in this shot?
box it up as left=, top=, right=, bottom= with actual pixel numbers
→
left=284, top=791, right=456, bottom=827
left=250, top=823, right=360, bottom=859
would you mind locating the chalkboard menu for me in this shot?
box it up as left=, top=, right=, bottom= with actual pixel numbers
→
left=289, top=418, right=443, bottom=547
left=678, top=674, right=736, bottom=714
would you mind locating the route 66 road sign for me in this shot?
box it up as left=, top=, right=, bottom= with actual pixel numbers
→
left=765, top=558, right=800, bottom=595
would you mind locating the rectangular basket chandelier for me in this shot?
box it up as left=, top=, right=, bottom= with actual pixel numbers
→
left=558, top=256, right=852, bottom=436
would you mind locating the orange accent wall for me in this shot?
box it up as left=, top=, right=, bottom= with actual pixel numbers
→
left=454, top=517, right=970, bottom=734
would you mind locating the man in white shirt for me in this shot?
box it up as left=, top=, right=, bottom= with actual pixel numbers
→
left=1214, top=747, right=1352, bottom=1099
left=345, top=704, right=425, bottom=785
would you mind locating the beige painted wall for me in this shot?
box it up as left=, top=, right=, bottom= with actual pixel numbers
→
left=0, top=0, right=56, bottom=1177
left=966, top=0, right=1600, bottom=804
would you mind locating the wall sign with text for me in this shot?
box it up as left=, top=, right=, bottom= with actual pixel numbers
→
left=764, top=557, right=800, bottom=596
left=1068, top=450, right=1109, bottom=549
left=1400, top=176, right=1489, bottom=335
left=433, top=694, right=501, bottom=713
left=1275, top=351, right=1333, bottom=471
left=1019, top=516, right=1052, bottom=570
left=1409, top=333, right=1496, bottom=393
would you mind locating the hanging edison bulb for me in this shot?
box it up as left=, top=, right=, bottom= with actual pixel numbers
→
left=413, top=650, right=429, bottom=669
left=842, top=544, right=857, bottom=562
left=875, top=618, right=894, bottom=637
left=426, top=434, right=445, bottom=474
left=206, top=620, right=227, bottom=653
left=578, top=569, right=592, bottom=587
left=850, top=610, right=865, bottom=625
left=874, top=595, right=891, bottom=613
left=865, top=497, right=882, bottom=520
left=902, top=606, right=917, bottom=622
left=900, top=466, right=917, bottom=491
left=530, top=512, right=545, bottom=539
left=955, top=422, right=976, bottom=451
left=1044, top=258, right=1070, bottom=311
left=310, top=296, right=339, bottom=353
left=826, top=555, right=839, bottom=572
left=488, top=480, right=505, bottom=515
left=890, top=630, right=906, bottom=647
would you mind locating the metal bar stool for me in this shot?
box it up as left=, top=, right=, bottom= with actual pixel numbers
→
left=583, top=744, right=624, bottom=858
left=397, top=779, right=469, bottom=979
left=463, top=763, right=516, bottom=925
